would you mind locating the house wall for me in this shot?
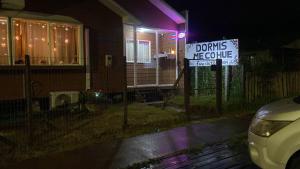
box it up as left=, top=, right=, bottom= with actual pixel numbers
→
left=27, top=0, right=124, bottom=93
left=0, top=67, right=86, bottom=100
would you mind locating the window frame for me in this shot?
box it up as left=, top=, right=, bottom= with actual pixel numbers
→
left=125, top=39, right=152, bottom=64
left=137, top=40, right=151, bottom=64
left=125, top=39, right=134, bottom=63
left=10, top=17, right=84, bottom=66
left=0, top=17, right=11, bottom=65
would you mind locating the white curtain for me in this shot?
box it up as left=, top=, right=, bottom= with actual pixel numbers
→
left=137, top=41, right=150, bottom=63
left=126, top=40, right=134, bottom=62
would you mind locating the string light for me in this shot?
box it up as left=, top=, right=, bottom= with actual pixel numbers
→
left=15, top=36, right=20, bottom=40
left=1, top=43, right=6, bottom=48
left=65, top=27, right=69, bottom=31
left=65, top=39, right=69, bottom=44
left=171, top=50, right=175, bottom=54
left=1, top=22, right=5, bottom=25
left=41, top=37, right=46, bottom=42
left=2, top=37, right=6, bottom=40
left=28, top=44, right=32, bottom=48
left=53, top=47, right=57, bottom=52
left=42, top=25, right=46, bottom=29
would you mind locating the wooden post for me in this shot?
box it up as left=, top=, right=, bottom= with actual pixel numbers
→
left=184, top=58, right=190, bottom=119
left=195, top=66, right=198, bottom=97
left=25, top=55, right=33, bottom=145
left=216, top=59, right=222, bottom=115
left=224, top=66, right=229, bottom=102
left=123, top=56, right=128, bottom=129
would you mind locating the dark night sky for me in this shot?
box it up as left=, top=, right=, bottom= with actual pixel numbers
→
left=165, top=0, right=300, bottom=50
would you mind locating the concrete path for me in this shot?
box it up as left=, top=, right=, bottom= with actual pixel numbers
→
left=7, top=115, right=253, bottom=169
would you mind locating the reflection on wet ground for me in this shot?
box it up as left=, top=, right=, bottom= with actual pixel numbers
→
left=151, top=143, right=259, bottom=169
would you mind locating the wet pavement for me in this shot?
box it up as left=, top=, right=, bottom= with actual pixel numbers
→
left=7, top=115, right=255, bottom=169
left=111, top=115, right=253, bottom=169
left=152, top=143, right=259, bottom=169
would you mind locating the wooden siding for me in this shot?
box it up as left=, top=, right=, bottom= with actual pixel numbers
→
left=0, top=67, right=85, bottom=100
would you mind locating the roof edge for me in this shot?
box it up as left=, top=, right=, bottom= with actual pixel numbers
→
left=0, top=9, right=82, bottom=24
left=98, top=0, right=141, bottom=25
left=148, top=0, right=185, bottom=24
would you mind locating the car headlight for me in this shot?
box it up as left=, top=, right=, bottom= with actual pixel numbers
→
left=250, top=118, right=292, bottom=137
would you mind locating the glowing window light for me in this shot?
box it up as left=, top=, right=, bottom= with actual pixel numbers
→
left=137, top=28, right=151, bottom=33
left=178, top=32, right=186, bottom=39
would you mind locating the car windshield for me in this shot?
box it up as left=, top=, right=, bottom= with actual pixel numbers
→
left=293, top=96, right=300, bottom=104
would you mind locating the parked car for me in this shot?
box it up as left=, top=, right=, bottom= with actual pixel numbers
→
left=248, top=96, right=300, bottom=169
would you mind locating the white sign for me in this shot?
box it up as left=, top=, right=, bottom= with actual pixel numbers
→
left=185, top=39, right=239, bottom=67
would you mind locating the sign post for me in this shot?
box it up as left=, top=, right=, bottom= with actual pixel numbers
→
left=185, top=39, right=239, bottom=115
left=184, top=58, right=190, bottom=120
left=215, top=59, right=222, bottom=115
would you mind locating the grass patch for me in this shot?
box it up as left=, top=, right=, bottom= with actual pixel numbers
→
left=0, top=103, right=189, bottom=167
left=168, top=95, right=255, bottom=117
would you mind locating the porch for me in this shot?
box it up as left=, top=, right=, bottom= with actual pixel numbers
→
left=124, top=25, right=178, bottom=88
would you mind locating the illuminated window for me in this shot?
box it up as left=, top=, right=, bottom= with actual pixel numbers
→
left=126, top=39, right=134, bottom=62
left=125, top=40, right=151, bottom=63
left=13, top=19, right=49, bottom=65
left=12, top=18, right=81, bottom=65
left=50, top=23, right=80, bottom=65
left=0, top=18, right=9, bottom=65
left=137, top=40, right=151, bottom=63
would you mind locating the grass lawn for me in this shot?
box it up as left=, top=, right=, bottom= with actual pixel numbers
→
left=168, top=95, right=256, bottom=117
left=0, top=95, right=257, bottom=167
left=0, top=103, right=188, bottom=167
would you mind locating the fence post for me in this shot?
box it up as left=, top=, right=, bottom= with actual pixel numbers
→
left=25, top=55, right=33, bottom=145
left=123, top=56, right=128, bottom=129
left=216, top=59, right=222, bottom=115
left=184, top=58, right=190, bottom=120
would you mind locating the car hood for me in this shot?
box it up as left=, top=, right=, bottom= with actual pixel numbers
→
left=256, top=97, right=300, bottom=121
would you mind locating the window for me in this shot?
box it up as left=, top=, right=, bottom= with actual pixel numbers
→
left=50, top=23, right=80, bottom=65
left=12, top=18, right=81, bottom=65
left=125, top=40, right=151, bottom=63
left=13, top=19, right=49, bottom=65
left=0, top=18, right=9, bottom=65
left=126, top=39, right=134, bottom=62
left=137, top=40, right=151, bottom=63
